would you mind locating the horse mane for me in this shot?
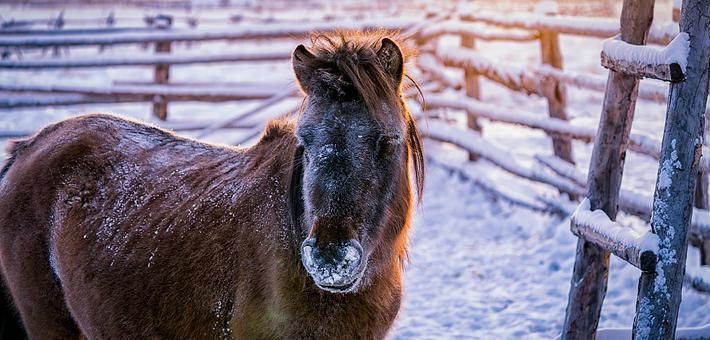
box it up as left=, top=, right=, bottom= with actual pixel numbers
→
left=297, top=30, right=425, bottom=202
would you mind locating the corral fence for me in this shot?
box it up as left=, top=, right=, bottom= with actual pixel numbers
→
left=1, top=1, right=709, bottom=338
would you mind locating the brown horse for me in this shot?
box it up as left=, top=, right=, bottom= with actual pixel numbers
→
left=0, top=31, right=424, bottom=339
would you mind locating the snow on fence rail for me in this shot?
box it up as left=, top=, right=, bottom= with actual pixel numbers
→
left=422, top=95, right=710, bottom=172
left=458, top=11, right=678, bottom=45
left=0, top=19, right=416, bottom=47
left=0, top=50, right=293, bottom=69
left=570, top=198, right=659, bottom=271
left=413, top=21, right=539, bottom=43
left=0, top=83, right=294, bottom=108
left=415, top=115, right=710, bottom=249
left=601, top=33, right=690, bottom=83
left=429, top=47, right=703, bottom=107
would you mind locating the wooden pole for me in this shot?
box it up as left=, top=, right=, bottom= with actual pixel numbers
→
left=633, top=1, right=710, bottom=338
left=561, top=0, right=655, bottom=338
left=461, top=34, right=482, bottom=161
left=152, top=17, right=172, bottom=121
left=694, top=171, right=710, bottom=265
left=539, top=8, right=575, bottom=198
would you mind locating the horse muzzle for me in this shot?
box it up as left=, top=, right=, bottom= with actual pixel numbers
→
left=300, top=238, right=366, bottom=293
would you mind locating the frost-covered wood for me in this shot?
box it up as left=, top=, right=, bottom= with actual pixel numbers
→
left=539, top=26, right=575, bottom=185
left=437, top=47, right=544, bottom=96
left=534, top=154, right=710, bottom=249
left=459, top=11, right=677, bottom=45
left=570, top=199, right=659, bottom=272
left=600, top=33, right=689, bottom=83
left=413, top=21, right=538, bottom=43
left=0, top=50, right=292, bottom=69
left=415, top=54, right=462, bottom=91
left=435, top=47, right=684, bottom=106
left=562, top=0, right=655, bottom=338
left=425, top=155, right=559, bottom=215
left=461, top=34, right=482, bottom=161
left=419, top=120, right=583, bottom=196
left=0, top=84, right=292, bottom=103
left=633, top=1, right=710, bottom=338
left=424, top=95, right=665, bottom=162
left=0, top=19, right=416, bottom=47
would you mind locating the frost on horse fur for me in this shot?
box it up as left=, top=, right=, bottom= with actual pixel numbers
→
left=0, top=31, right=423, bottom=340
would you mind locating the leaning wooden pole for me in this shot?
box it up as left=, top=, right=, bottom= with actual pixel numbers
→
left=633, top=1, right=710, bottom=338
left=561, top=0, right=654, bottom=338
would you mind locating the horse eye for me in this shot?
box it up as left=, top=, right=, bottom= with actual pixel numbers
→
left=377, top=135, right=398, bottom=159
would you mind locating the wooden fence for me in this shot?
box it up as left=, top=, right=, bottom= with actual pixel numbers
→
left=1, top=4, right=708, bottom=337
left=411, top=1, right=709, bottom=338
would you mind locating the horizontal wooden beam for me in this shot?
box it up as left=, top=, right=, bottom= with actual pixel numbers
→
left=0, top=50, right=292, bottom=69
left=0, top=19, right=415, bottom=47
left=533, top=153, right=710, bottom=247
left=601, top=51, right=684, bottom=82
left=459, top=11, right=677, bottom=44
left=414, top=21, right=538, bottom=43
left=570, top=198, right=658, bottom=272
left=600, top=33, right=689, bottom=83
left=424, top=95, right=663, bottom=162
left=0, top=83, right=295, bottom=108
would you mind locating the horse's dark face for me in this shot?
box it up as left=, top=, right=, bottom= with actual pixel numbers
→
left=290, top=38, right=407, bottom=293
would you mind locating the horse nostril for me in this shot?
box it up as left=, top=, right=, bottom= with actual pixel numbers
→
left=300, top=238, right=365, bottom=290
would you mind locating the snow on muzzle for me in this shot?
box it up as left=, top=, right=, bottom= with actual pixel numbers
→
left=300, top=238, right=365, bottom=293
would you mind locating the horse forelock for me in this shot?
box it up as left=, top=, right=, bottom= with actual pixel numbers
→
left=298, top=30, right=425, bottom=202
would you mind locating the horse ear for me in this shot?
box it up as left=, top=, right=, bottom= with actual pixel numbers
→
left=292, top=45, right=316, bottom=94
left=377, top=38, right=404, bottom=86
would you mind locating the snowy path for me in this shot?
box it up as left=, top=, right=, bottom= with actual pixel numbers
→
left=392, top=162, right=709, bottom=339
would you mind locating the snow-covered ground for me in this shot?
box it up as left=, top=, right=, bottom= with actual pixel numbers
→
left=0, top=1, right=707, bottom=339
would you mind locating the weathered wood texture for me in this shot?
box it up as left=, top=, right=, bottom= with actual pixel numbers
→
left=0, top=51, right=292, bottom=69
left=561, top=0, right=655, bottom=338
left=0, top=20, right=415, bottom=47
left=600, top=50, right=685, bottom=82
left=461, top=34, right=482, bottom=161
left=633, top=1, right=710, bottom=338
left=153, top=40, right=171, bottom=120
left=694, top=172, right=710, bottom=266
left=459, top=11, right=675, bottom=45
left=569, top=218, right=657, bottom=272
left=539, top=25, right=576, bottom=199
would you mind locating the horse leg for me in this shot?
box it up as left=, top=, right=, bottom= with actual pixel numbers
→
left=0, top=231, right=82, bottom=340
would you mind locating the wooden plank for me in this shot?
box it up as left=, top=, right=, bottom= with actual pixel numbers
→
left=561, top=0, right=655, bottom=338
left=424, top=95, right=665, bottom=164
left=0, top=19, right=416, bottom=47
left=0, top=83, right=289, bottom=100
left=633, top=1, right=710, bottom=338
left=153, top=40, right=171, bottom=121
left=532, top=153, right=710, bottom=247
left=539, top=25, right=575, bottom=199
left=460, top=11, right=676, bottom=45
left=600, top=50, right=685, bottom=82
left=461, top=34, right=482, bottom=161
left=570, top=201, right=658, bottom=272
left=0, top=50, right=292, bottom=69
left=438, top=47, right=544, bottom=96
left=413, top=21, right=539, bottom=43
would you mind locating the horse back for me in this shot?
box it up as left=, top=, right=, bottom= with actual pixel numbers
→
left=0, top=113, right=296, bottom=339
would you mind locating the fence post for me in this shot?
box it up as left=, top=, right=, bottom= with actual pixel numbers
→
left=633, top=1, right=710, bottom=338
left=561, top=0, right=654, bottom=338
left=538, top=7, right=576, bottom=198
left=151, top=15, right=173, bottom=121
left=461, top=34, right=482, bottom=161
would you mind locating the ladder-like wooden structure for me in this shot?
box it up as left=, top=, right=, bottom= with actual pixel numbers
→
left=561, top=0, right=709, bottom=339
